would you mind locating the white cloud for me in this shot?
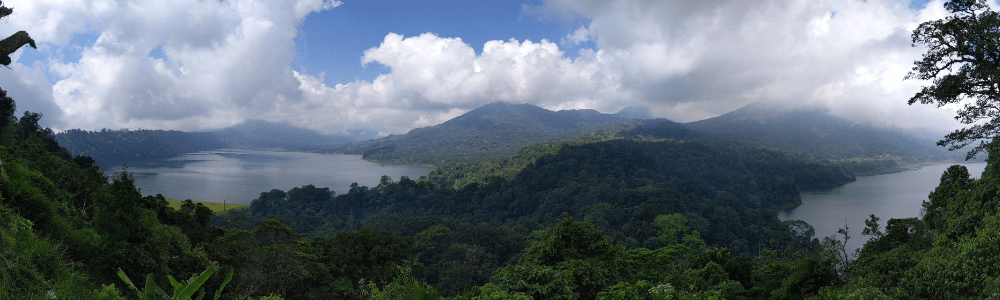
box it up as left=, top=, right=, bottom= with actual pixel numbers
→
left=288, top=0, right=966, bottom=135
left=532, top=0, right=961, bottom=130
left=0, top=58, right=62, bottom=121
left=284, top=32, right=631, bottom=134
left=562, top=26, right=590, bottom=45
left=0, top=0, right=337, bottom=131
left=0, top=0, right=975, bottom=136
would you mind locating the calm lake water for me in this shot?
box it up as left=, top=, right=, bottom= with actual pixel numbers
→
left=778, top=162, right=988, bottom=251
left=103, top=149, right=434, bottom=205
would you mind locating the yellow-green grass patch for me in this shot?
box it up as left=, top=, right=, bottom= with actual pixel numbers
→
left=165, top=199, right=249, bottom=213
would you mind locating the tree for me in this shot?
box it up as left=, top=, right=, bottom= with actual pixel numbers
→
left=0, top=1, right=36, bottom=67
left=907, top=0, right=1000, bottom=159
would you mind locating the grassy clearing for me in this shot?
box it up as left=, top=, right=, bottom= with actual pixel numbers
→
left=165, top=199, right=249, bottom=213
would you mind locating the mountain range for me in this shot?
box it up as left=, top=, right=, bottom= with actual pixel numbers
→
left=315, top=102, right=683, bottom=166
left=682, top=102, right=962, bottom=173
left=320, top=101, right=959, bottom=173
left=55, top=101, right=961, bottom=174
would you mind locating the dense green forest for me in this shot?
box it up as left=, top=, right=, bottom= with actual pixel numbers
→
left=9, top=77, right=1000, bottom=299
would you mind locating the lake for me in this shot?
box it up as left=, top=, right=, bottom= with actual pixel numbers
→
left=103, top=149, right=434, bottom=205
left=778, top=162, right=988, bottom=251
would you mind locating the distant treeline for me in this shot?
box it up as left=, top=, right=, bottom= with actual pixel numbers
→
left=55, top=129, right=226, bottom=168
left=54, top=128, right=226, bottom=167
left=54, top=120, right=355, bottom=168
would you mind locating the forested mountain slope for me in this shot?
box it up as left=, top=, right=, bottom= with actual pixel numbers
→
left=318, top=101, right=698, bottom=166
left=684, top=102, right=962, bottom=174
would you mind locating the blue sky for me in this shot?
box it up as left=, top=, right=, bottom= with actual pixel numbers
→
left=293, top=0, right=595, bottom=84
left=0, top=0, right=979, bottom=136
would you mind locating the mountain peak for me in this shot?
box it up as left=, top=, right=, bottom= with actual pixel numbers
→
left=322, top=101, right=693, bottom=166
left=443, top=102, right=630, bottom=130
left=217, top=119, right=351, bottom=149
left=615, top=106, right=652, bottom=119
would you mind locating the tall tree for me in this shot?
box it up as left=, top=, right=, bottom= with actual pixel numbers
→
left=907, top=0, right=1000, bottom=159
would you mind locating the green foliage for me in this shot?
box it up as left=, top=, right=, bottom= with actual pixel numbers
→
left=847, top=139, right=1000, bottom=298
left=91, top=169, right=209, bottom=285
left=361, top=265, right=443, bottom=300
left=427, top=140, right=567, bottom=190
left=0, top=88, right=15, bottom=127
left=0, top=205, right=95, bottom=299
left=118, top=267, right=233, bottom=300
left=821, top=224, right=857, bottom=281
left=95, top=284, right=128, bottom=300
left=654, top=213, right=690, bottom=246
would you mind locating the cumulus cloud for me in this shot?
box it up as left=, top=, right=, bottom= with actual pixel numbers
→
left=0, top=59, right=62, bottom=121
left=532, top=0, right=964, bottom=131
left=289, top=0, right=971, bottom=135
left=0, top=0, right=339, bottom=131
left=284, top=32, right=629, bottom=134
left=0, top=0, right=979, bottom=136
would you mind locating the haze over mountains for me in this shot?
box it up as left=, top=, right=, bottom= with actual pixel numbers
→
left=318, top=101, right=957, bottom=172
left=685, top=102, right=953, bottom=160
left=55, top=101, right=960, bottom=174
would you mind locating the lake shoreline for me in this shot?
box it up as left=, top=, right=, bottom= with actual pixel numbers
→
left=103, top=148, right=434, bottom=205
left=780, top=162, right=988, bottom=251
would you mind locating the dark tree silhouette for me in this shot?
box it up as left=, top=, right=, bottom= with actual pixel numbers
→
left=0, top=1, right=36, bottom=67
left=0, top=31, right=36, bottom=66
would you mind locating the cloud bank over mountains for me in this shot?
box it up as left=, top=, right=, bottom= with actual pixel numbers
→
left=0, top=0, right=976, bottom=136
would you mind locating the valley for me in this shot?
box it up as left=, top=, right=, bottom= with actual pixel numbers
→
left=7, top=0, right=1000, bottom=299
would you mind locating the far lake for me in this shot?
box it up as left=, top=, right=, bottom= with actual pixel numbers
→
left=779, top=162, right=988, bottom=251
left=103, top=149, right=434, bottom=205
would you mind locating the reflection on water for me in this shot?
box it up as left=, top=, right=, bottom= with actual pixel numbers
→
left=104, top=149, right=434, bottom=205
left=779, top=162, right=988, bottom=252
